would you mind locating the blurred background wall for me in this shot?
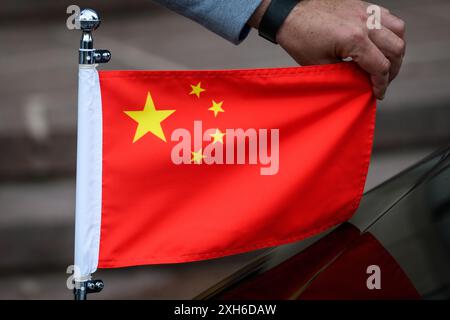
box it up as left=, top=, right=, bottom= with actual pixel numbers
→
left=0, top=0, right=449, bottom=299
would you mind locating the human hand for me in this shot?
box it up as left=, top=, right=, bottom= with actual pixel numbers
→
left=249, top=0, right=406, bottom=100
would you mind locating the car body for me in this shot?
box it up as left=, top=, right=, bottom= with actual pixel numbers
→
left=196, top=146, right=450, bottom=299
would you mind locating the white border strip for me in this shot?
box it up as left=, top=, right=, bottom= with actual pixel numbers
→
left=74, top=64, right=103, bottom=279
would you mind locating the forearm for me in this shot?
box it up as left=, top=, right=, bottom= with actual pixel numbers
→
left=153, top=0, right=263, bottom=44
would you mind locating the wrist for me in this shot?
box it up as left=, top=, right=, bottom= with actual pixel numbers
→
left=255, top=0, right=302, bottom=44
left=276, top=1, right=304, bottom=46
left=248, top=0, right=272, bottom=29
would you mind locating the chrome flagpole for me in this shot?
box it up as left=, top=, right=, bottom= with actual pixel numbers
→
left=78, top=9, right=111, bottom=65
left=74, top=8, right=110, bottom=300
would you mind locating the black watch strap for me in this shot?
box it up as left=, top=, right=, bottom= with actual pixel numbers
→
left=258, top=0, right=300, bottom=44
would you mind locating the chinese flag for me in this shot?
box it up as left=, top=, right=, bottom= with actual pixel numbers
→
left=74, top=62, right=375, bottom=275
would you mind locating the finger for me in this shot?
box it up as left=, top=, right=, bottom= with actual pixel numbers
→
left=379, top=7, right=406, bottom=39
left=351, top=38, right=390, bottom=99
left=369, top=26, right=405, bottom=81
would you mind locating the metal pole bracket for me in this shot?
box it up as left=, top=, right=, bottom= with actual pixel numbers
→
left=79, top=8, right=111, bottom=65
left=74, top=279, right=105, bottom=300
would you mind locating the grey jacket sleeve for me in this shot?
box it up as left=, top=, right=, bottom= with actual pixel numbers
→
left=152, top=0, right=263, bottom=44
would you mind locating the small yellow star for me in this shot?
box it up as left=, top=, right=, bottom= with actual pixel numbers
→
left=189, top=82, right=206, bottom=98
left=209, top=128, right=226, bottom=144
left=191, top=149, right=205, bottom=164
left=124, top=92, right=175, bottom=143
left=208, top=100, right=224, bottom=117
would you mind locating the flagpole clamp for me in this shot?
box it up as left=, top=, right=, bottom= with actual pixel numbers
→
left=79, top=9, right=111, bottom=64
left=74, top=279, right=104, bottom=300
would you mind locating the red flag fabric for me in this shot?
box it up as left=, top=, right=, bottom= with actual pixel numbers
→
left=95, top=62, right=375, bottom=268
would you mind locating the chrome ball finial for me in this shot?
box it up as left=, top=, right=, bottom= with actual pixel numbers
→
left=78, top=8, right=110, bottom=64
left=79, top=9, right=101, bottom=32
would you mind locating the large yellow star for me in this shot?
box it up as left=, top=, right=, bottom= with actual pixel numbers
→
left=189, top=82, right=206, bottom=98
left=191, top=149, right=205, bottom=164
left=209, top=128, right=226, bottom=144
left=208, top=100, right=224, bottom=117
left=124, top=92, right=175, bottom=143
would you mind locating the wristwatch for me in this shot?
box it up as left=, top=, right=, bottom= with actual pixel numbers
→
left=258, top=0, right=301, bottom=44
